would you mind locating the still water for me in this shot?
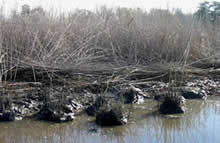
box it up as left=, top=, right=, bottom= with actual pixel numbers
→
left=0, top=97, right=220, bottom=143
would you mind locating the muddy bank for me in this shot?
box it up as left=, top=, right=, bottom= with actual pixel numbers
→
left=0, top=66, right=220, bottom=124
left=0, top=79, right=219, bottom=123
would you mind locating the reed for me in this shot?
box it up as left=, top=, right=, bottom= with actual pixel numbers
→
left=0, top=6, right=219, bottom=78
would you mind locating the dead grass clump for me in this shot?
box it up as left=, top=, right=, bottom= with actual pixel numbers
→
left=159, top=92, right=185, bottom=114
left=86, top=96, right=108, bottom=116
left=96, top=104, right=127, bottom=126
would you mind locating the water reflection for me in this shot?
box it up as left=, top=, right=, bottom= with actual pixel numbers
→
left=0, top=98, right=220, bottom=143
left=141, top=99, right=219, bottom=143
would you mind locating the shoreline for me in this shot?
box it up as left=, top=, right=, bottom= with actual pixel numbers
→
left=0, top=65, right=219, bottom=123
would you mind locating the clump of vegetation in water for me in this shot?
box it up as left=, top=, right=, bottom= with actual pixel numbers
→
left=38, top=100, right=75, bottom=122
left=159, top=92, right=185, bottom=114
left=0, top=96, right=15, bottom=121
left=86, top=96, right=109, bottom=116
left=118, top=86, right=145, bottom=104
left=96, top=104, right=127, bottom=126
left=0, top=96, right=12, bottom=112
left=38, top=88, right=82, bottom=122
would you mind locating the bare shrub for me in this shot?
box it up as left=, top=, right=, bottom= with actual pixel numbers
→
left=0, top=6, right=219, bottom=76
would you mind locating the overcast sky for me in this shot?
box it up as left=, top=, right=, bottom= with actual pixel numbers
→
left=0, top=0, right=216, bottom=14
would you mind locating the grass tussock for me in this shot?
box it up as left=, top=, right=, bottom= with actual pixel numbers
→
left=159, top=92, right=185, bottom=114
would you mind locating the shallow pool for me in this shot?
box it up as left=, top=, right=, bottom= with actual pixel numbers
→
left=0, top=97, right=220, bottom=143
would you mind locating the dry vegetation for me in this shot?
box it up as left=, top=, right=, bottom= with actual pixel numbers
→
left=0, top=6, right=220, bottom=82
left=0, top=5, right=220, bottom=123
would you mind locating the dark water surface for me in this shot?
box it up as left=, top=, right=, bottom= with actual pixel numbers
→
left=0, top=97, right=220, bottom=143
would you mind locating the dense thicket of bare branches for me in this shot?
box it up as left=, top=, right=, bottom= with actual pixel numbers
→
left=0, top=6, right=220, bottom=72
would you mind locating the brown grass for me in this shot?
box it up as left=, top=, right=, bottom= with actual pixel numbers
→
left=0, top=6, right=220, bottom=77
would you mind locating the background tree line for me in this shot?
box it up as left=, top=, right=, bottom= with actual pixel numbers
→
left=195, top=1, right=220, bottom=25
